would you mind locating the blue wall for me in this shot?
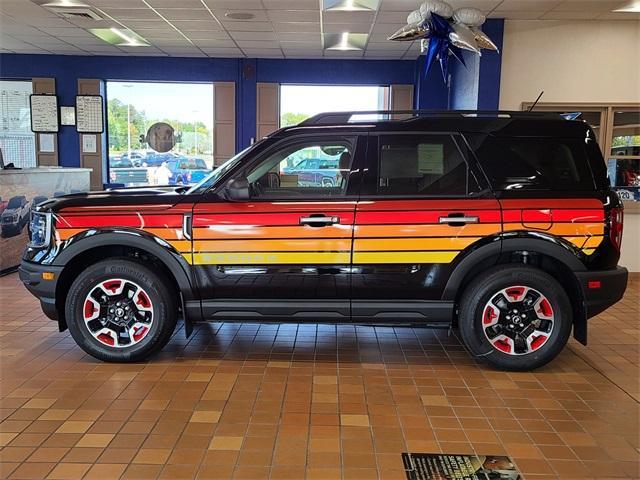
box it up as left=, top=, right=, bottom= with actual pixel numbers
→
left=0, top=19, right=503, bottom=171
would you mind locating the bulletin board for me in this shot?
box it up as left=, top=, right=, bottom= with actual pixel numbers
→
left=29, top=94, right=59, bottom=133
left=76, top=95, right=104, bottom=133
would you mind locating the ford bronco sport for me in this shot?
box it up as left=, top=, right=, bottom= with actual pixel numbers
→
left=20, top=111, right=628, bottom=370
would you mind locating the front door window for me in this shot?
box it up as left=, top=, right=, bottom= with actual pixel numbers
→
left=245, top=140, right=354, bottom=198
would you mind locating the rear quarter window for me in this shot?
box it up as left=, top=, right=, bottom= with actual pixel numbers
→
left=469, top=135, right=596, bottom=191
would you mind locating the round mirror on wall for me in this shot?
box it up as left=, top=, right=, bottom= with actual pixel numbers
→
left=146, top=122, right=176, bottom=153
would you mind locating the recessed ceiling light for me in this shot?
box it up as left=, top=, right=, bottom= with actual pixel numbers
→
left=613, top=1, right=640, bottom=12
left=225, top=11, right=255, bottom=20
left=89, top=28, right=150, bottom=47
left=323, top=32, right=368, bottom=51
left=37, top=0, right=89, bottom=6
left=323, top=0, right=380, bottom=11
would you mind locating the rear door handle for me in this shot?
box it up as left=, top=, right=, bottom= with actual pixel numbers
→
left=300, top=215, right=340, bottom=226
left=439, top=214, right=479, bottom=225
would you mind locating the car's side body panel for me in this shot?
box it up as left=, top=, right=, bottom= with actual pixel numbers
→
left=189, top=200, right=356, bottom=319
left=351, top=199, right=503, bottom=305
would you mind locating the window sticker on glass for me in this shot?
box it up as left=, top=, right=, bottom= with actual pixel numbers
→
left=418, top=143, right=444, bottom=174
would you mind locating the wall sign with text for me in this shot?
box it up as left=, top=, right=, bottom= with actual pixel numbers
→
left=76, top=95, right=104, bottom=133
left=30, top=94, right=59, bottom=133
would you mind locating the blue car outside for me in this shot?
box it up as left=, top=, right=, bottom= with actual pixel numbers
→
left=282, top=157, right=341, bottom=187
left=167, top=158, right=210, bottom=185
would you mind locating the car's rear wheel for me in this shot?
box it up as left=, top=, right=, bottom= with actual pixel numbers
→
left=65, top=258, right=177, bottom=362
left=458, top=265, right=572, bottom=371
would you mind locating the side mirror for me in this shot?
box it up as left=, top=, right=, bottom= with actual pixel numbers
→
left=225, top=177, right=250, bottom=201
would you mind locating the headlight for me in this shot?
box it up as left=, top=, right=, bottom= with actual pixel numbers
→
left=28, top=212, right=51, bottom=248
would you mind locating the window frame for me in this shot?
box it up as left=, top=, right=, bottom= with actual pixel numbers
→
left=360, top=131, right=489, bottom=200
left=212, top=132, right=366, bottom=202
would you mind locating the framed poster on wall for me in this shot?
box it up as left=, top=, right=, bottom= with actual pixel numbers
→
left=30, top=94, right=59, bottom=132
left=76, top=95, right=104, bottom=133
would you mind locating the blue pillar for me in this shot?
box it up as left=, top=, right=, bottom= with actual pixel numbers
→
left=237, top=58, right=257, bottom=152
left=414, top=55, right=450, bottom=110
left=477, top=18, right=504, bottom=110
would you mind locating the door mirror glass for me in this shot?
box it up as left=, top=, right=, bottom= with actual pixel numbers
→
left=225, top=177, right=250, bottom=201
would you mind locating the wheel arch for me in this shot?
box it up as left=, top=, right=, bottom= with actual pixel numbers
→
left=52, top=229, right=200, bottom=335
left=445, top=233, right=588, bottom=344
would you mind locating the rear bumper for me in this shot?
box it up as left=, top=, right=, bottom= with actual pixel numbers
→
left=18, top=260, right=62, bottom=321
left=575, top=266, right=628, bottom=319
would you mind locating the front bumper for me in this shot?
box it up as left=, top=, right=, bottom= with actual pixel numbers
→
left=18, top=260, right=63, bottom=321
left=575, top=266, right=628, bottom=319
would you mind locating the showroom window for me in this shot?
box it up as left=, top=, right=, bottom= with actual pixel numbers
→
left=0, top=80, right=36, bottom=168
left=106, top=81, right=214, bottom=187
left=376, top=135, right=478, bottom=196
left=524, top=103, right=640, bottom=204
left=280, top=85, right=389, bottom=127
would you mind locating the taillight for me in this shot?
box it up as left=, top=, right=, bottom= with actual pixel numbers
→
left=609, top=206, right=624, bottom=251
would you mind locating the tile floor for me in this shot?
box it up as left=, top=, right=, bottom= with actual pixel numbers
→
left=0, top=272, right=638, bottom=480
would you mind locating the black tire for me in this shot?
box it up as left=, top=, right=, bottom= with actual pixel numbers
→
left=458, top=265, right=572, bottom=371
left=65, top=258, right=177, bottom=362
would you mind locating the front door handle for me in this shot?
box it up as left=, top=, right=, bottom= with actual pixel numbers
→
left=300, top=215, right=340, bottom=226
left=439, top=214, right=479, bottom=225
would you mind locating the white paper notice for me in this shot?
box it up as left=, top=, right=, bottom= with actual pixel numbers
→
left=82, top=134, right=97, bottom=153
left=39, top=133, right=55, bottom=153
left=418, top=143, right=444, bottom=174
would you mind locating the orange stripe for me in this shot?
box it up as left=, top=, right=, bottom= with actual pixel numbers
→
left=192, top=225, right=352, bottom=240
left=354, top=237, right=480, bottom=251
left=503, top=223, right=604, bottom=236
left=186, top=239, right=352, bottom=253
left=355, top=224, right=502, bottom=238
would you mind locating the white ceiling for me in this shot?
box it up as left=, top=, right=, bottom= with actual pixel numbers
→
left=0, top=0, right=638, bottom=59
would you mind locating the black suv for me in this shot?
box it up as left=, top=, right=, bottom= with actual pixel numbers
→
left=20, top=111, right=628, bottom=370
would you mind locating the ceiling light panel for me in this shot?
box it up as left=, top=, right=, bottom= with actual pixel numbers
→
left=323, top=0, right=380, bottom=12
left=89, top=27, right=150, bottom=46
left=614, top=1, right=640, bottom=12
left=323, top=32, right=368, bottom=50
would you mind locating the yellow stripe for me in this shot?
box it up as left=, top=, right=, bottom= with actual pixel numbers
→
left=582, top=248, right=596, bottom=256
left=191, top=252, right=350, bottom=265
left=190, top=239, right=351, bottom=253
left=354, top=237, right=480, bottom=251
left=353, top=251, right=459, bottom=264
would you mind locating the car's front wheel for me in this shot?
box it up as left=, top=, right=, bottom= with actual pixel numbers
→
left=65, top=258, right=177, bottom=362
left=458, top=265, right=572, bottom=371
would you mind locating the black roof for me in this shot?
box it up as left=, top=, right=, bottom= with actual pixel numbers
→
left=274, top=110, right=591, bottom=138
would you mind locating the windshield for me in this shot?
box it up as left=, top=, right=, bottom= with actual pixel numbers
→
left=186, top=146, right=253, bottom=195
left=7, top=197, right=23, bottom=208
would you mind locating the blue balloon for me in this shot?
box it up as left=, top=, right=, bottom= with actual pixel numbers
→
left=423, top=12, right=466, bottom=81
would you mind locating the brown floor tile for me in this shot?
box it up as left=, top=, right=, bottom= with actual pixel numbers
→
left=0, top=274, right=638, bottom=479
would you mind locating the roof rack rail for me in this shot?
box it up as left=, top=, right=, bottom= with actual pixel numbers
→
left=300, top=109, right=565, bottom=126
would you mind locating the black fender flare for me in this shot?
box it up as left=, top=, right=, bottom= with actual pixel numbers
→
left=444, top=232, right=588, bottom=343
left=52, top=229, right=200, bottom=334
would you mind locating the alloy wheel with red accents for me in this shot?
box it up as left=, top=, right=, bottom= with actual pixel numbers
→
left=458, top=265, right=572, bottom=371
left=83, top=278, right=154, bottom=348
left=65, top=259, right=177, bottom=362
left=481, top=285, right=555, bottom=355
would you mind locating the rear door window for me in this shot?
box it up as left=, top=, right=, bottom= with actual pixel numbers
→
left=376, top=134, right=481, bottom=196
left=469, top=136, right=595, bottom=191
